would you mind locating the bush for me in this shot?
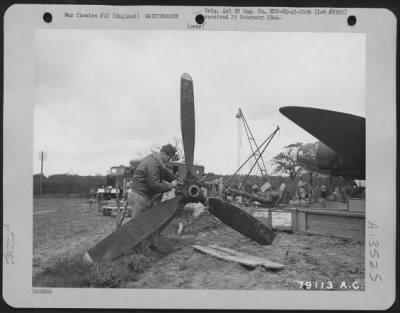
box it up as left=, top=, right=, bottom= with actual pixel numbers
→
left=33, top=256, right=93, bottom=287
left=85, top=264, right=121, bottom=288
left=127, top=253, right=148, bottom=273
left=33, top=249, right=164, bottom=288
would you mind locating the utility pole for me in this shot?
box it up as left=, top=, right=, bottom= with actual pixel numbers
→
left=39, top=151, right=47, bottom=195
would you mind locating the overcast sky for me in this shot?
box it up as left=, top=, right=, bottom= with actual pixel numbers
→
left=34, top=29, right=365, bottom=176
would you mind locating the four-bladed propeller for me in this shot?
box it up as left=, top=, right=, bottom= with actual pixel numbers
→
left=85, top=73, right=275, bottom=263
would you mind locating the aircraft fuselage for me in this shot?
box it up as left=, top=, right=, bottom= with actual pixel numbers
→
left=294, top=141, right=364, bottom=180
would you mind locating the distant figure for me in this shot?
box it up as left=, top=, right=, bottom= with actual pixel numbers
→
left=333, top=186, right=344, bottom=201
left=252, top=184, right=259, bottom=194
left=210, top=181, right=218, bottom=197
left=244, top=182, right=253, bottom=194
left=214, top=179, right=220, bottom=194
left=128, top=144, right=178, bottom=252
left=297, top=178, right=307, bottom=200
left=277, top=182, right=289, bottom=204
left=321, top=185, right=327, bottom=199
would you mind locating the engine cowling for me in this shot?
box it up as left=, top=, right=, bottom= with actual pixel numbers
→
left=293, top=142, right=363, bottom=178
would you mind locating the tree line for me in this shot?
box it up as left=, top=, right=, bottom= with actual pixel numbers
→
left=33, top=142, right=351, bottom=198
left=33, top=171, right=348, bottom=199
left=33, top=174, right=105, bottom=197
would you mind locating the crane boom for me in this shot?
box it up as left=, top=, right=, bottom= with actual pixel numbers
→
left=236, top=108, right=269, bottom=179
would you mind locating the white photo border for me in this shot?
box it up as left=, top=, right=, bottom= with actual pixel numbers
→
left=3, top=4, right=397, bottom=310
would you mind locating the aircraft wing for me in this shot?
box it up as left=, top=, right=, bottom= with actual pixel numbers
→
left=279, top=106, right=365, bottom=165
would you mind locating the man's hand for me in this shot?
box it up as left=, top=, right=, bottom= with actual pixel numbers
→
left=169, top=180, right=179, bottom=189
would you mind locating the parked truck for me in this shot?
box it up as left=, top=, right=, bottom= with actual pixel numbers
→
left=96, top=161, right=140, bottom=217
left=97, top=160, right=204, bottom=217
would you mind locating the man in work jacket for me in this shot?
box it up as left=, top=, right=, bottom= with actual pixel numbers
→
left=128, top=143, right=178, bottom=251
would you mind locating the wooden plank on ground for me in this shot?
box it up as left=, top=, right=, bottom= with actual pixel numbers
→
left=192, top=244, right=284, bottom=270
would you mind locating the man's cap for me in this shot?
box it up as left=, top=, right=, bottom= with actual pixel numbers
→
left=161, top=144, right=177, bottom=158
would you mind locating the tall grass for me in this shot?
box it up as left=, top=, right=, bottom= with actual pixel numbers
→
left=33, top=251, right=158, bottom=288
left=33, top=209, right=220, bottom=288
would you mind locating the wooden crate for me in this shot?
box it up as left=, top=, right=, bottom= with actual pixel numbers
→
left=295, top=208, right=365, bottom=241
left=251, top=208, right=272, bottom=228
left=249, top=207, right=296, bottom=232
left=348, top=198, right=365, bottom=213
left=102, top=206, right=133, bottom=217
left=271, top=210, right=296, bottom=231
left=240, top=204, right=365, bottom=241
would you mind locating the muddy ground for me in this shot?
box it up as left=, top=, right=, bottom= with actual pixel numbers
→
left=33, top=197, right=365, bottom=290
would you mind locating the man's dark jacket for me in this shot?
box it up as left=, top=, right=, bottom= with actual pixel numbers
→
left=131, top=153, right=175, bottom=198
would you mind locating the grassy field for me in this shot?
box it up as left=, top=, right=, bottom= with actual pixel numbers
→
left=33, top=197, right=365, bottom=290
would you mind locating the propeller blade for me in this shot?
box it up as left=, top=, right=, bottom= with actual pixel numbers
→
left=280, top=106, right=365, bottom=164
left=208, top=197, right=276, bottom=245
left=180, top=73, right=195, bottom=177
left=86, top=195, right=186, bottom=262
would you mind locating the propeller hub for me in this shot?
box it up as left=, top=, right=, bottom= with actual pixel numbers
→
left=188, top=185, right=201, bottom=198
left=175, top=179, right=207, bottom=203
